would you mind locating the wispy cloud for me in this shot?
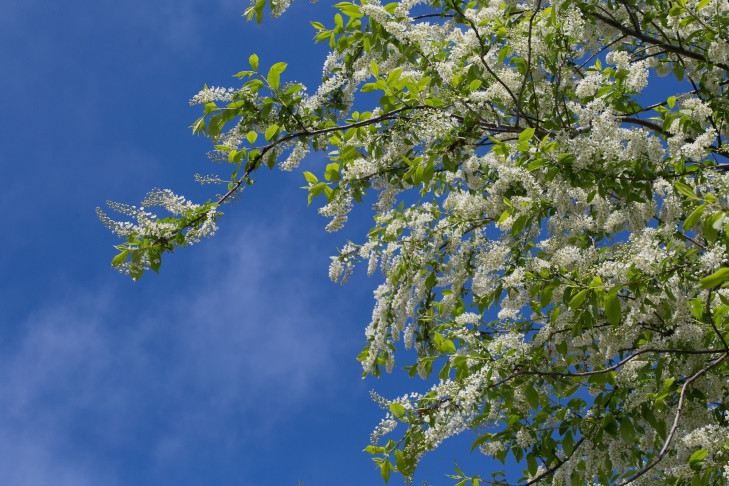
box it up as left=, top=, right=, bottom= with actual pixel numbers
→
left=120, top=0, right=246, bottom=50
left=0, top=217, right=344, bottom=483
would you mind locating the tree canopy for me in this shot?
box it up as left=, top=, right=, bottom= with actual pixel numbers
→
left=100, top=0, right=729, bottom=483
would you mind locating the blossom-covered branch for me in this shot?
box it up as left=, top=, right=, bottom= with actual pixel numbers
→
left=102, top=0, right=729, bottom=483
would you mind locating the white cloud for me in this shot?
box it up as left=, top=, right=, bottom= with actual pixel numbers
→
left=121, top=0, right=245, bottom=50
left=0, top=217, right=345, bottom=482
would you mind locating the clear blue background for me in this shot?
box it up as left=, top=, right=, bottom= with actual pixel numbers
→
left=0, top=1, right=489, bottom=484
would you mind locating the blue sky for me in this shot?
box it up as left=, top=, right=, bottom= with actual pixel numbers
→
left=0, top=1, right=489, bottom=484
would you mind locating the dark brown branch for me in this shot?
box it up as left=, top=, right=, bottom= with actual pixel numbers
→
left=587, top=10, right=729, bottom=72
left=615, top=352, right=729, bottom=485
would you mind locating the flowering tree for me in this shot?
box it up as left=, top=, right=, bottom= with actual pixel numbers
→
left=99, top=0, right=729, bottom=483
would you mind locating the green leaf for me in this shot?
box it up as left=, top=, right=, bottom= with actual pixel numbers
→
left=674, top=181, right=696, bottom=199
left=595, top=85, right=612, bottom=98
left=619, top=417, right=635, bottom=442
left=569, top=289, right=588, bottom=309
left=498, top=208, right=512, bottom=224
left=667, top=96, right=676, bottom=108
left=394, top=450, right=411, bottom=476
left=303, top=171, right=318, bottom=184
left=441, top=339, right=456, bottom=353
left=703, top=211, right=723, bottom=242
left=524, top=384, right=539, bottom=410
left=191, top=116, right=206, bottom=135
left=674, top=63, right=684, bottom=81
left=689, top=449, right=708, bottom=471
left=438, top=359, right=451, bottom=380
left=324, top=163, right=341, bottom=181
left=434, top=331, right=456, bottom=353
left=471, top=434, right=491, bottom=452
left=380, top=459, right=391, bottom=483
left=246, top=131, right=258, bottom=144
left=309, top=182, right=327, bottom=198
left=603, top=417, right=619, bottom=437
left=700, top=267, right=729, bottom=289
left=562, top=431, right=574, bottom=455
left=389, top=403, right=405, bottom=420
left=371, top=61, right=379, bottom=77
left=518, top=128, right=535, bottom=143
left=683, top=204, right=705, bottom=230
left=111, top=250, right=129, bottom=267
left=511, top=214, right=527, bottom=236
left=266, top=62, right=287, bottom=90
left=526, top=453, right=537, bottom=476
left=604, top=293, right=621, bottom=326
left=129, top=250, right=144, bottom=281
left=264, top=123, right=279, bottom=141
left=249, top=53, right=259, bottom=70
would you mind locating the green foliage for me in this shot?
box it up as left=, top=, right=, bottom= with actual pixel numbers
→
left=102, top=0, right=729, bottom=483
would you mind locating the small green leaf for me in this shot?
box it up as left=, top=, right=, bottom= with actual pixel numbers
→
left=440, top=339, right=456, bottom=353
left=689, top=449, right=708, bottom=471
left=246, top=131, right=258, bottom=144
left=667, top=96, right=676, bottom=108
left=371, top=61, right=379, bottom=77
left=129, top=250, right=144, bottom=281
left=380, top=459, right=391, bottom=483
left=389, top=403, right=405, bottom=420
left=303, top=171, right=318, bottom=184
left=324, top=163, right=341, bottom=181
left=471, top=434, right=490, bottom=452
left=394, top=450, right=410, bottom=476
left=249, top=53, right=259, bottom=70
left=438, top=360, right=451, bottom=380
left=603, top=417, right=619, bottom=437
left=595, top=85, right=612, bottom=98
left=604, top=293, right=621, bottom=326
left=620, top=417, right=635, bottom=442
left=511, top=214, right=527, bottom=236
left=518, top=128, right=535, bottom=143
left=674, top=63, right=684, bottom=82
left=683, top=204, right=705, bottom=230
left=266, top=62, right=287, bottom=90
left=562, top=431, right=574, bottom=455
left=267, top=72, right=280, bottom=90
left=569, top=289, right=588, bottom=309
left=700, top=267, right=729, bottom=289
left=265, top=124, right=279, bottom=141
left=674, top=181, right=696, bottom=199
left=111, top=250, right=129, bottom=267
left=309, top=182, right=327, bottom=198
left=191, top=116, right=206, bottom=135
left=524, top=384, right=540, bottom=410
left=498, top=208, right=512, bottom=224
